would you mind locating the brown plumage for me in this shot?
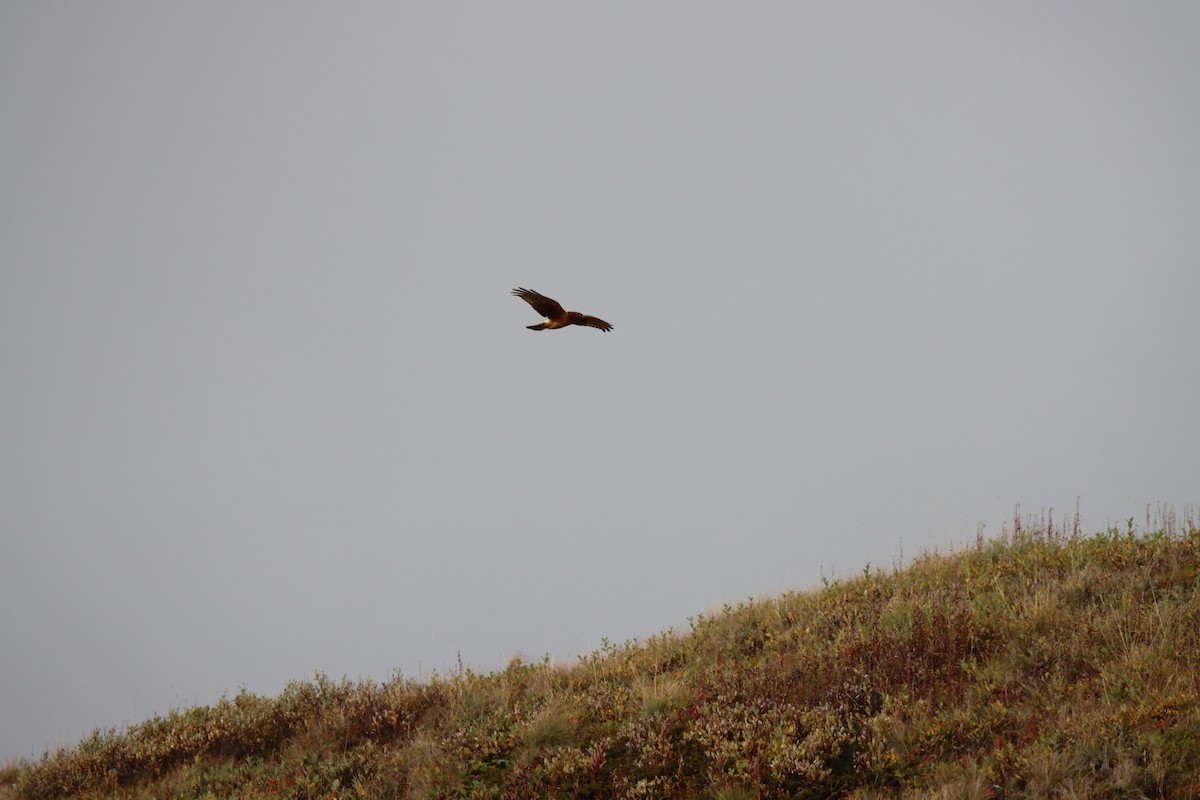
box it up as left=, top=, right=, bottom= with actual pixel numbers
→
left=512, top=288, right=613, bottom=332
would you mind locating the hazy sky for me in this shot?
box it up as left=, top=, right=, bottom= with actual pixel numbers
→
left=2, top=3, right=1198, bottom=761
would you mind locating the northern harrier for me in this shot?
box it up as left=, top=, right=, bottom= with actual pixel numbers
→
left=512, top=288, right=613, bottom=332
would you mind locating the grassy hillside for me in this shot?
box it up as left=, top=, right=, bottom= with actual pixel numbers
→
left=4, top=513, right=1198, bottom=800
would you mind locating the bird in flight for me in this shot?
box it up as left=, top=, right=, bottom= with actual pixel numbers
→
left=512, top=288, right=613, bottom=332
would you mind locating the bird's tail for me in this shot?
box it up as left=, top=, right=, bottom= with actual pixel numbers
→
left=526, top=323, right=549, bottom=331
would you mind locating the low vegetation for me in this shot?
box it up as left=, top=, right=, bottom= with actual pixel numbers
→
left=4, top=508, right=1198, bottom=799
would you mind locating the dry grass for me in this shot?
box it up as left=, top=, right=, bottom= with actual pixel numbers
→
left=4, top=509, right=1198, bottom=799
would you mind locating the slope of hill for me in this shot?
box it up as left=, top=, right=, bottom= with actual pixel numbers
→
left=4, top=513, right=1198, bottom=799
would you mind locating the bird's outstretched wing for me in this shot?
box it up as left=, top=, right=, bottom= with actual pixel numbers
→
left=512, top=288, right=565, bottom=319
left=575, top=314, right=613, bottom=332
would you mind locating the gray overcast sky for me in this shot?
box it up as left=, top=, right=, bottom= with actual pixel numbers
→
left=2, top=3, right=1197, bottom=761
